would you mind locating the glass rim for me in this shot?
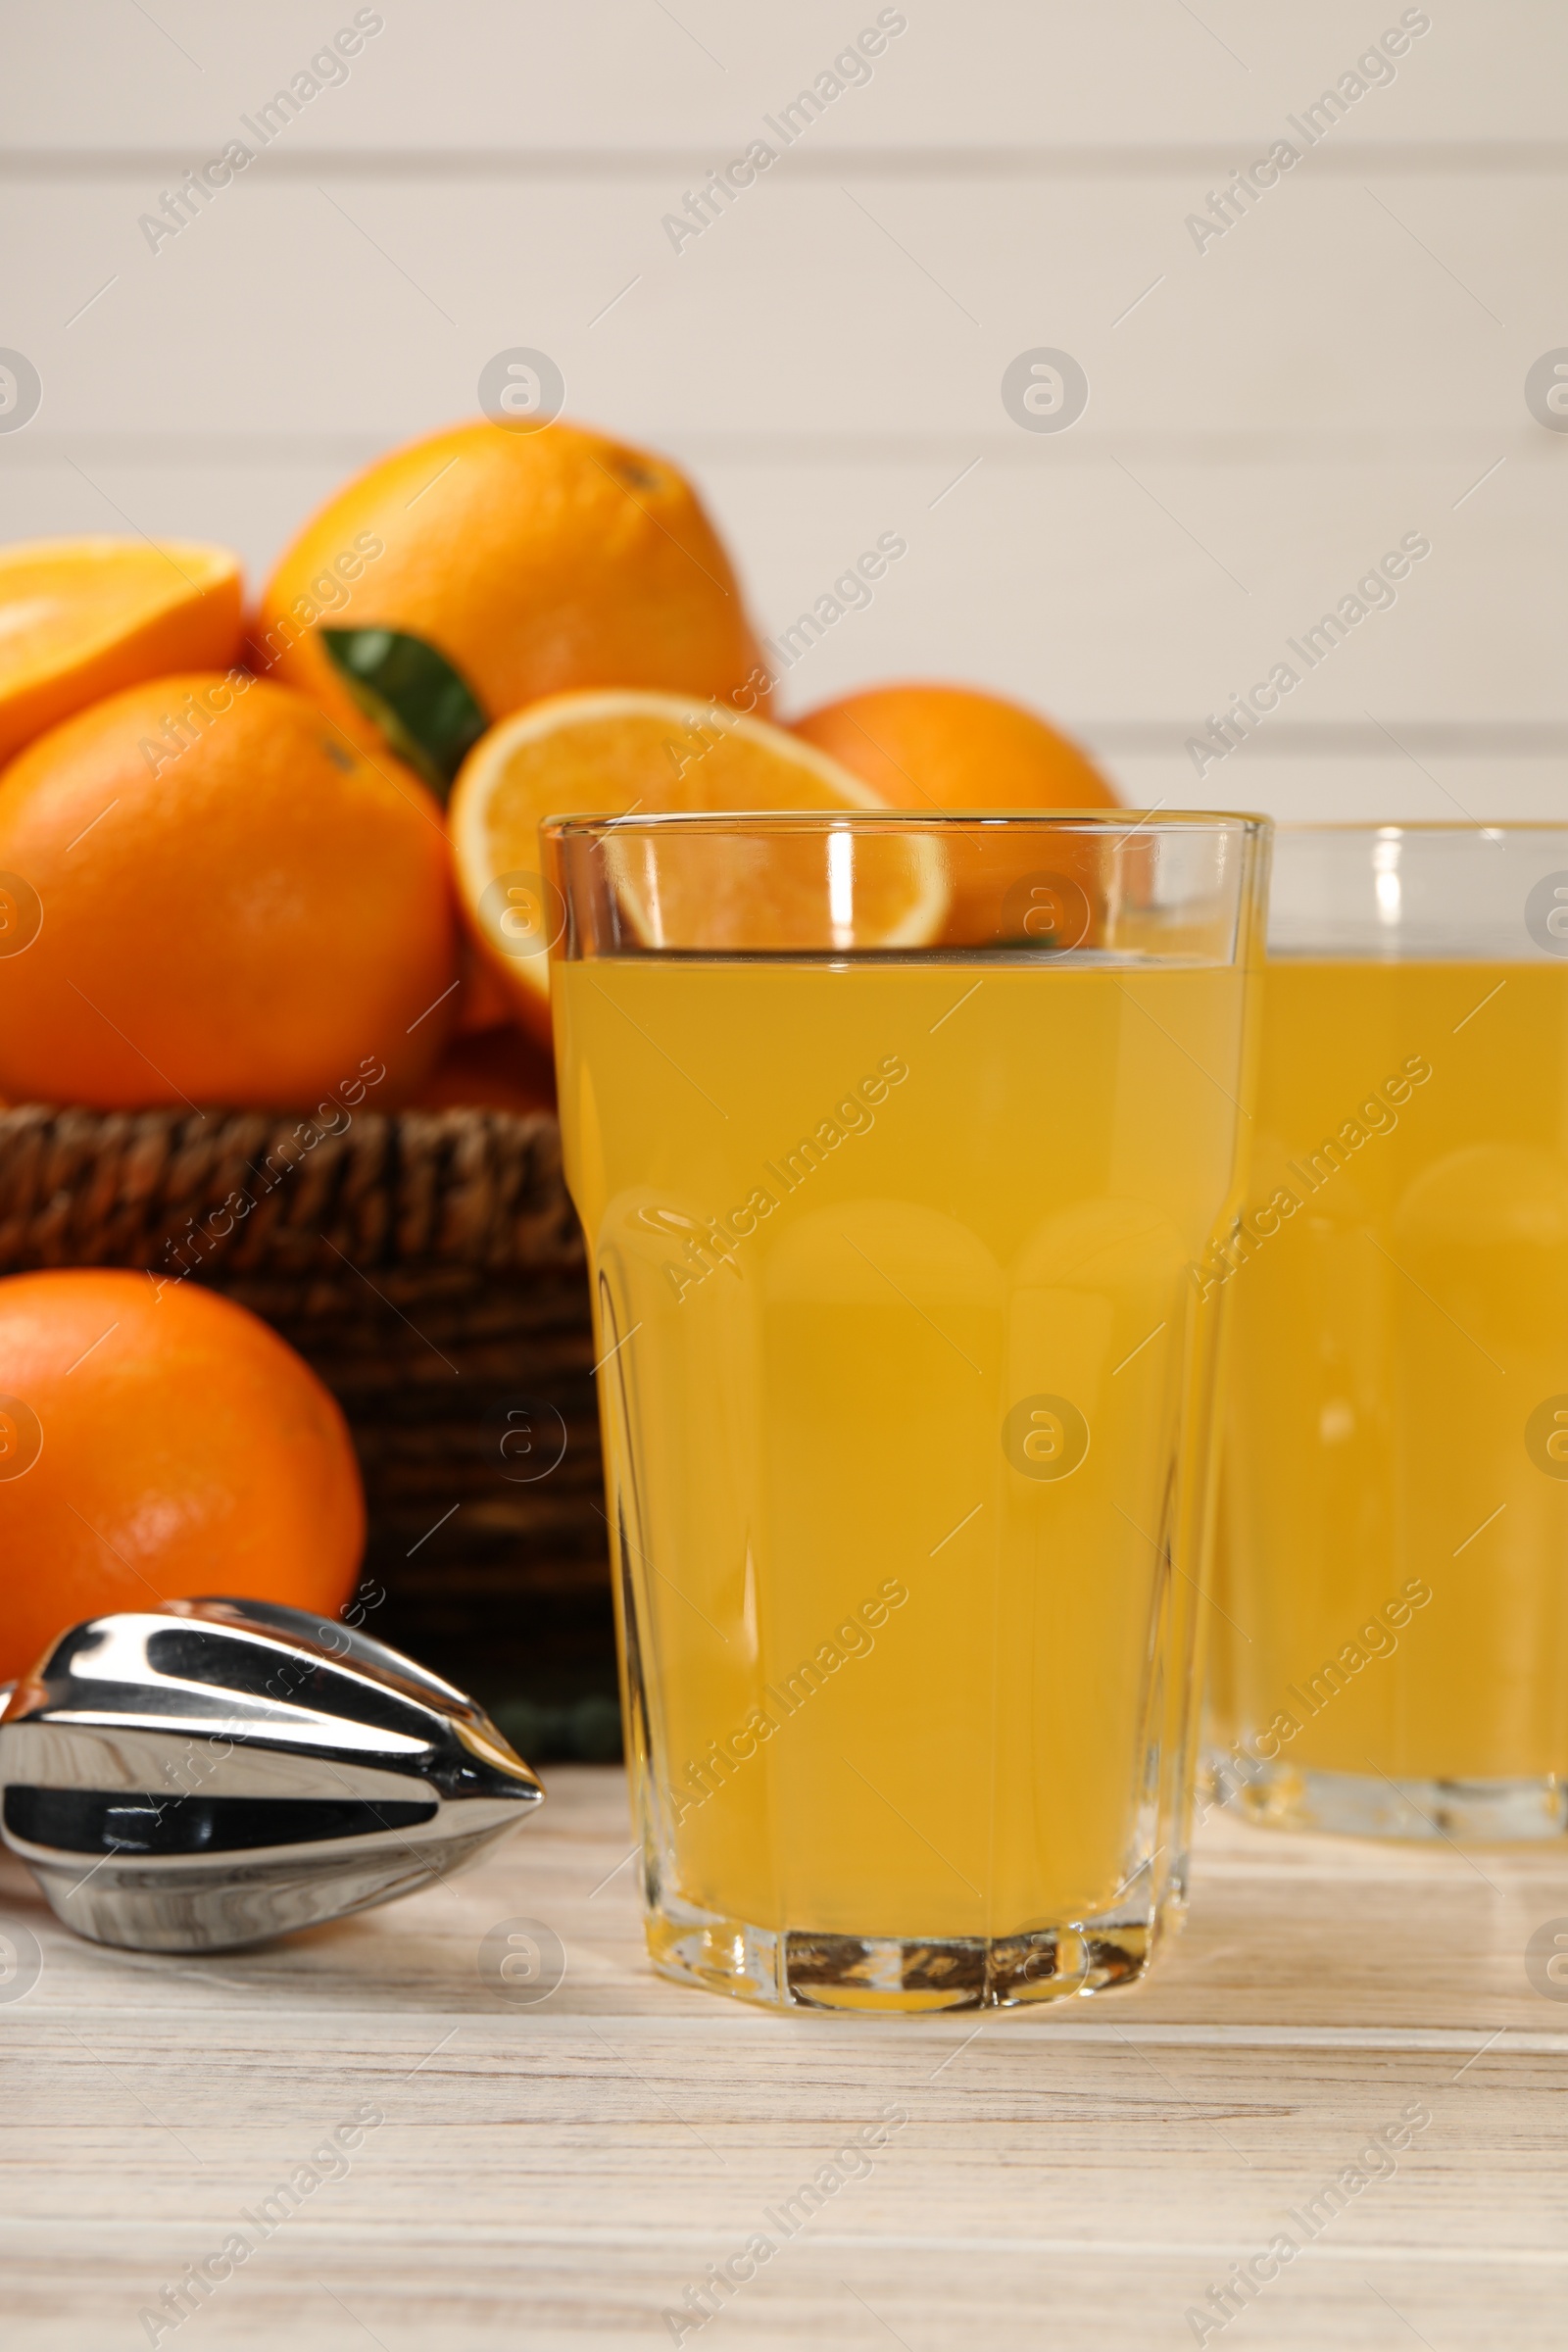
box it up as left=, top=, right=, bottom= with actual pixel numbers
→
left=1274, top=820, right=1568, bottom=838
left=542, top=808, right=1269, bottom=841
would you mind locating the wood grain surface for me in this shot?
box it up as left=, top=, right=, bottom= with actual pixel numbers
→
left=3, top=1763, right=1565, bottom=2350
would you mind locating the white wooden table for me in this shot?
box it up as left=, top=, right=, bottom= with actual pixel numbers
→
left=3, top=1765, right=1564, bottom=2349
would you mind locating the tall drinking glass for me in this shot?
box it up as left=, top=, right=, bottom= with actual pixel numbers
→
left=548, top=810, right=1268, bottom=2010
left=1210, top=824, right=1568, bottom=1838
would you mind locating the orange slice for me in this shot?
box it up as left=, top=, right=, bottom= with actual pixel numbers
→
left=449, top=689, right=948, bottom=1044
left=0, top=537, right=244, bottom=766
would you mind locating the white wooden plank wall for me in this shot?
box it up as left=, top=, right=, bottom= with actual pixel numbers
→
left=3, top=2, right=1560, bottom=827
left=1, top=3, right=1563, bottom=815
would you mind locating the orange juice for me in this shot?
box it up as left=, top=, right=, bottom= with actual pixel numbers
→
left=1212, top=958, right=1568, bottom=1809
left=555, top=952, right=1251, bottom=1998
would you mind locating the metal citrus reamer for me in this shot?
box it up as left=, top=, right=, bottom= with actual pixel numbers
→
left=0, top=1598, right=544, bottom=1953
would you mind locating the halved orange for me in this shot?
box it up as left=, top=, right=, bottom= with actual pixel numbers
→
left=449, top=690, right=948, bottom=1045
left=0, top=538, right=245, bottom=767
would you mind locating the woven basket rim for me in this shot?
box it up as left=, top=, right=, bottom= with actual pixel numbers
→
left=0, top=1102, right=580, bottom=1280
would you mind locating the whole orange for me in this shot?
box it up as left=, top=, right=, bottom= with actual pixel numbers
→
left=0, top=672, right=456, bottom=1109
left=253, top=418, right=771, bottom=782
left=791, top=681, right=1116, bottom=812
left=793, top=682, right=1119, bottom=946
left=0, top=1269, right=364, bottom=1685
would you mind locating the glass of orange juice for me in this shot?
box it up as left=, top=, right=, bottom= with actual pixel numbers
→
left=1210, top=824, right=1568, bottom=1839
left=546, top=810, right=1268, bottom=2011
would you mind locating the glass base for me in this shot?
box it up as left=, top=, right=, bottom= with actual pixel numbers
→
left=645, top=1875, right=1185, bottom=2014
left=1222, top=1757, right=1568, bottom=1841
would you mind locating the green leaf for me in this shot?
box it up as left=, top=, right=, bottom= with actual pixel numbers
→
left=321, top=626, right=488, bottom=800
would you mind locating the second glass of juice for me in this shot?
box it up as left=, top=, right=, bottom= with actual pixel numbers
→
left=549, top=810, right=1267, bottom=2011
left=1211, top=824, right=1568, bottom=1838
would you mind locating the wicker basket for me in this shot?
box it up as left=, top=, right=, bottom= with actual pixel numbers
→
left=0, top=1103, right=614, bottom=1746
